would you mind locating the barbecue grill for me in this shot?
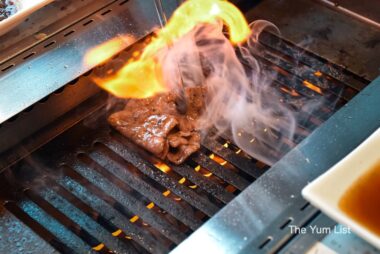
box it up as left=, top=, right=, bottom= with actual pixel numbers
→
left=0, top=0, right=379, bottom=253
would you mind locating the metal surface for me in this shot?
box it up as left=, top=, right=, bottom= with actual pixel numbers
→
left=243, top=0, right=380, bottom=81
left=317, top=0, right=380, bottom=29
left=277, top=213, right=337, bottom=254
left=0, top=110, right=262, bottom=253
left=0, top=208, right=58, bottom=254
left=0, top=0, right=116, bottom=62
left=0, top=0, right=378, bottom=253
left=319, top=0, right=380, bottom=25
left=278, top=214, right=379, bottom=254
left=0, top=0, right=162, bottom=124
left=172, top=76, right=380, bottom=254
left=0, top=36, right=153, bottom=172
left=0, top=76, right=101, bottom=154
left=153, top=0, right=182, bottom=26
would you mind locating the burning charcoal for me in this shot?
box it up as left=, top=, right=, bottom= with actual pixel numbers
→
left=108, top=87, right=206, bottom=165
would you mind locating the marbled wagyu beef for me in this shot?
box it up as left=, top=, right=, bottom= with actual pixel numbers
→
left=108, top=87, right=205, bottom=164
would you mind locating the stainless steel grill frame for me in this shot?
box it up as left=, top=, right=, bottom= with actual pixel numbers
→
left=0, top=0, right=379, bottom=253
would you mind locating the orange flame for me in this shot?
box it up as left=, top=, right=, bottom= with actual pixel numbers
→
left=84, top=0, right=250, bottom=99
left=84, top=36, right=133, bottom=67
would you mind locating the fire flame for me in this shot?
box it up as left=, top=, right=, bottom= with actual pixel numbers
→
left=84, top=36, right=133, bottom=67
left=84, top=0, right=250, bottom=99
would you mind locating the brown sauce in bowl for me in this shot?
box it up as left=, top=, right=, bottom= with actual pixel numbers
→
left=339, top=160, right=380, bottom=236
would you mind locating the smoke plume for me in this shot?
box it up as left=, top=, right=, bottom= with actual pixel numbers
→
left=155, top=20, right=297, bottom=165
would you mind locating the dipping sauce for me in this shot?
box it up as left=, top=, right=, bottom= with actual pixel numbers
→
left=339, top=160, right=380, bottom=236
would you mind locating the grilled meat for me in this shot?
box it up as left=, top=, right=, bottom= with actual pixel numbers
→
left=108, top=87, right=205, bottom=164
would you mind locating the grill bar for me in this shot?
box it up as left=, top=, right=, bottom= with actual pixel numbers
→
left=257, top=53, right=351, bottom=103
left=253, top=39, right=358, bottom=98
left=74, top=153, right=202, bottom=230
left=4, top=201, right=76, bottom=254
left=17, top=199, right=93, bottom=253
left=55, top=174, right=172, bottom=251
left=99, top=136, right=220, bottom=216
left=202, top=136, right=265, bottom=179
left=190, top=152, right=250, bottom=191
left=259, top=32, right=369, bottom=91
left=262, top=62, right=345, bottom=108
left=113, top=137, right=239, bottom=205
left=39, top=188, right=140, bottom=254
left=59, top=164, right=185, bottom=246
left=167, top=163, right=235, bottom=204
left=0, top=22, right=371, bottom=253
left=24, top=189, right=110, bottom=252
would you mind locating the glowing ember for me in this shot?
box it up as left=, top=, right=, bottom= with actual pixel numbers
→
left=203, top=172, right=213, bottom=177
left=130, top=215, right=139, bottom=223
left=84, top=0, right=250, bottom=99
left=209, top=153, right=227, bottom=166
left=163, top=190, right=171, bottom=197
left=154, top=162, right=171, bottom=173
left=146, top=202, right=155, bottom=209
left=92, top=243, right=105, bottom=251
left=303, top=80, right=322, bottom=94
left=112, top=229, right=122, bottom=237
left=280, top=87, right=300, bottom=97
left=225, top=185, right=236, bottom=193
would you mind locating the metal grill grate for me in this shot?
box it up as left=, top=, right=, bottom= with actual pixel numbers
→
left=0, top=31, right=369, bottom=253
left=0, top=121, right=268, bottom=253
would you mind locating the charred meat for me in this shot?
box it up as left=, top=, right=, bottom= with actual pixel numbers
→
left=108, top=87, right=206, bottom=164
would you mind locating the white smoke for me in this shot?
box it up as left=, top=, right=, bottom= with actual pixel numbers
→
left=153, top=20, right=298, bottom=165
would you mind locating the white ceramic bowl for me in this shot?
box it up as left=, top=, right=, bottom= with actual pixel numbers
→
left=0, top=0, right=53, bottom=36
left=302, top=127, right=380, bottom=249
